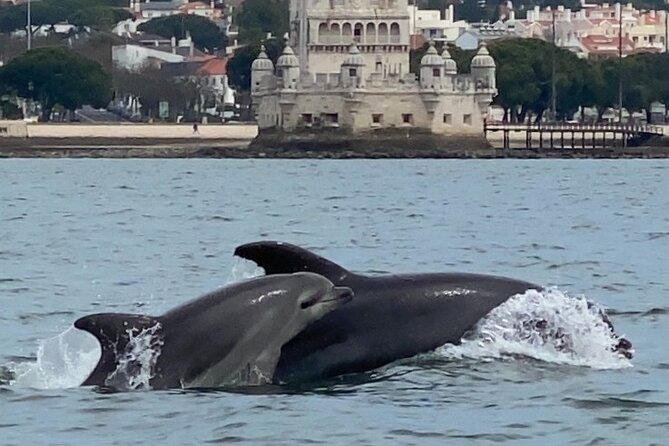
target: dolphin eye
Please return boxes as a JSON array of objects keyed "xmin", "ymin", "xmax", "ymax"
[{"xmin": 300, "ymin": 295, "xmax": 319, "ymax": 309}]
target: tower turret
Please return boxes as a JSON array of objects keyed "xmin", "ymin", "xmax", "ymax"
[
  {"xmin": 470, "ymin": 42, "xmax": 496, "ymax": 91},
  {"xmin": 340, "ymin": 43, "xmax": 365, "ymax": 88},
  {"xmin": 419, "ymin": 41, "xmax": 443, "ymax": 89},
  {"xmin": 276, "ymin": 44, "xmax": 300, "ymax": 89},
  {"xmin": 251, "ymin": 45, "xmax": 275, "ymax": 93},
  {"xmin": 441, "ymin": 47, "xmax": 457, "ymax": 76}
]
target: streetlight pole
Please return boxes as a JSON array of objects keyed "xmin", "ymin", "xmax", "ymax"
[
  {"xmin": 27, "ymin": 0, "xmax": 31, "ymax": 50},
  {"xmin": 618, "ymin": 3, "xmax": 623, "ymax": 124},
  {"xmin": 551, "ymin": 8, "xmax": 557, "ymax": 122},
  {"xmin": 665, "ymin": 9, "xmax": 668, "ymax": 54}
]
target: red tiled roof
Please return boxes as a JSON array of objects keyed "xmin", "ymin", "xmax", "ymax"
[
  {"xmin": 580, "ymin": 35, "xmax": 634, "ymax": 55},
  {"xmin": 197, "ymin": 57, "xmax": 228, "ymax": 75},
  {"xmin": 640, "ymin": 14, "xmax": 660, "ymax": 25}
]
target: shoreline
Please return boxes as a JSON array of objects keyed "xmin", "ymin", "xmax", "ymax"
[
  {"xmin": 1, "ymin": 123, "xmax": 668, "ymax": 158},
  {"xmin": 2, "ymin": 141, "xmax": 669, "ymax": 159}
]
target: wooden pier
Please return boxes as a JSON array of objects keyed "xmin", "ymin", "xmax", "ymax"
[{"xmin": 484, "ymin": 122, "xmax": 665, "ymax": 150}]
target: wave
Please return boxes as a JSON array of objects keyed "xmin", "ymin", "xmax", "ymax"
[{"xmin": 437, "ymin": 288, "xmax": 633, "ymax": 370}]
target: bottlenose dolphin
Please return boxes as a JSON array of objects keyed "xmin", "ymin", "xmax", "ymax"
[
  {"xmin": 234, "ymin": 241, "xmax": 543, "ymax": 383},
  {"xmin": 75, "ymin": 272, "xmax": 353, "ymax": 390}
]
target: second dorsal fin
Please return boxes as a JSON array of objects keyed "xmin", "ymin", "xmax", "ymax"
[{"xmin": 234, "ymin": 241, "xmax": 351, "ymax": 284}]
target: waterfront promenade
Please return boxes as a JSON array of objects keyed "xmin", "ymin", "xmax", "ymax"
[{"xmin": 19, "ymin": 123, "xmax": 258, "ymax": 143}]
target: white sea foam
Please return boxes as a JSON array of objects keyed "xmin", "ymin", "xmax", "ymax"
[
  {"xmin": 105, "ymin": 323, "xmax": 163, "ymax": 390},
  {"xmin": 7, "ymin": 323, "xmax": 164, "ymax": 391},
  {"xmin": 10, "ymin": 327, "xmax": 101, "ymax": 389},
  {"xmin": 438, "ymin": 288, "xmax": 633, "ymax": 370}
]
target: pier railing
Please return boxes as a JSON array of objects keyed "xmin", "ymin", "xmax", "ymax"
[{"xmin": 484, "ymin": 122, "xmax": 664, "ymax": 150}]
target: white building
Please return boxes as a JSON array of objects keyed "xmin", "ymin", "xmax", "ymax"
[
  {"xmin": 126, "ymin": 0, "xmax": 223, "ymax": 21},
  {"xmin": 408, "ymin": 4, "xmax": 469, "ymax": 44},
  {"xmin": 250, "ymin": 0, "xmax": 497, "ymax": 151},
  {"xmin": 112, "ymin": 36, "xmax": 199, "ymax": 71},
  {"xmin": 112, "ymin": 18, "xmax": 150, "ymax": 37}
]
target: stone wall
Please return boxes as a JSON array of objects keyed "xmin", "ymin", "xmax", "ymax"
[
  {"xmin": 254, "ymin": 88, "xmax": 489, "ymax": 137},
  {"xmin": 0, "ymin": 121, "xmax": 28, "ymax": 138}
]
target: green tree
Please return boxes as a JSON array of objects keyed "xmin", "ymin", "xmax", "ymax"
[
  {"xmin": 0, "ymin": 0, "xmax": 130, "ymax": 33},
  {"xmin": 620, "ymin": 53, "xmax": 669, "ymax": 120},
  {"xmin": 137, "ymin": 14, "xmax": 228, "ymax": 53},
  {"xmin": 112, "ymin": 67, "xmax": 198, "ymax": 120},
  {"xmin": 0, "ymin": 47, "xmax": 111, "ymax": 121},
  {"xmin": 487, "ymin": 38, "xmax": 597, "ymax": 122},
  {"xmin": 409, "ymin": 41, "xmax": 474, "ymax": 75},
  {"xmin": 235, "ymin": 0, "xmax": 289, "ymax": 43}
]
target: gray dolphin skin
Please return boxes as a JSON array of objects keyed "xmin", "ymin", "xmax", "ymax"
[
  {"xmin": 234, "ymin": 241, "xmax": 544, "ymax": 383},
  {"xmin": 74, "ymin": 272, "xmax": 353, "ymax": 390}
]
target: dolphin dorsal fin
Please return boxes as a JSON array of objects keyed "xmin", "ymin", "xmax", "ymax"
[
  {"xmin": 234, "ymin": 241, "xmax": 351, "ymax": 284},
  {"xmin": 74, "ymin": 313, "xmax": 161, "ymax": 386}
]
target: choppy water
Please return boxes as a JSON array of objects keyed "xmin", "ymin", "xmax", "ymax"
[{"xmin": 1, "ymin": 159, "xmax": 667, "ymax": 445}]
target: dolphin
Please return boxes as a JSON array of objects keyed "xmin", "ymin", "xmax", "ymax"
[
  {"xmin": 234, "ymin": 241, "xmax": 543, "ymax": 383},
  {"xmin": 235, "ymin": 242, "xmax": 633, "ymax": 382},
  {"xmin": 75, "ymin": 272, "xmax": 353, "ymax": 390}
]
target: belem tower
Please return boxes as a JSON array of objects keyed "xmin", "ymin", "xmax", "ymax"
[{"xmin": 250, "ymin": 0, "xmax": 497, "ymax": 151}]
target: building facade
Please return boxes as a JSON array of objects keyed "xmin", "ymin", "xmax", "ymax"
[{"xmin": 250, "ymin": 0, "xmax": 497, "ymax": 150}]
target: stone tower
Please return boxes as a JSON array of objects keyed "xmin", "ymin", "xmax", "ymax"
[{"xmin": 290, "ymin": 0, "xmax": 411, "ymax": 76}]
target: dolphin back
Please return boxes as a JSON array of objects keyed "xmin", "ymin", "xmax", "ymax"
[
  {"xmin": 74, "ymin": 313, "xmax": 162, "ymax": 387},
  {"xmin": 235, "ymin": 241, "xmax": 352, "ymax": 283}
]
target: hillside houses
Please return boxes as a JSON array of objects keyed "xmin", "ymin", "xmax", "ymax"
[{"xmin": 410, "ymin": 1, "xmax": 668, "ymax": 58}]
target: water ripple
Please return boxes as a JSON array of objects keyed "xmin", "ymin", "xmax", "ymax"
[{"xmin": 564, "ymin": 397, "xmax": 669, "ymax": 409}]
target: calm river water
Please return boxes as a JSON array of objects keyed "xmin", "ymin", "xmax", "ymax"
[{"xmin": 0, "ymin": 159, "xmax": 667, "ymax": 445}]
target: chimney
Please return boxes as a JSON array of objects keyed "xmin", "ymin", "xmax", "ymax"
[
  {"xmin": 509, "ymin": 10, "xmax": 515, "ymax": 21},
  {"xmin": 171, "ymin": 36, "xmax": 176, "ymax": 53},
  {"xmin": 614, "ymin": 2, "xmax": 621, "ymax": 20},
  {"xmin": 448, "ymin": 4, "xmax": 454, "ymax": 22}
]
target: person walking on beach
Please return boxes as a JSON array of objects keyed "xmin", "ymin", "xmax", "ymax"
[{"xmin": 193, "ymin": 123, "xmax": 199, "ymax": 134}]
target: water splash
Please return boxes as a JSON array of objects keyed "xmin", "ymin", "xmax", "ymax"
[
  {"xmin": 105, "ymin": 323, "xmax": 163, "ymax": 391},
  {"xmin": 439, "ymin": 288, "xmax": 633, "ymax": 370},
  {"xmin": 9, "ymin": 327, "xmax": 101, "ymax": 389},
  {"xmin": 228, "ymin": 257, "xmax": 266, "ymax": 284}
]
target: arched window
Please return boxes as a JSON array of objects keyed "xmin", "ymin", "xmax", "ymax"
[
  {"xmin": 365, "ymin": 23, "xmax": 375, "ymax": 44},
  {"xmin": 331, "ymin": 23, "xmax": 341, "ymax": 43},
  {"xmin": 318, "ymin": 23, "xmax": 329, "ymax": 43},
  {"xmin": 342, "ymin": 22, "xmax": 352, "ymax": 44},
  {"xmin": 378, "ymin": 22, "xmax": 388, "ymax": 44},
  {"xmin": 390, "ymin": 22, "xmax": 400, "ymax": 44},
  {"xmin": 354, "ymin": 23, "xmax": 364, "ymax": 43}
]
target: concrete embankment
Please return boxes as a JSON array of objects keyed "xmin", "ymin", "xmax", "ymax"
[{"xmin": 0, "ymin": 122, "xmax": 257, "ymax": 157}]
